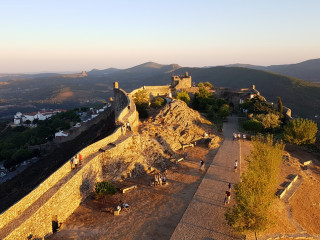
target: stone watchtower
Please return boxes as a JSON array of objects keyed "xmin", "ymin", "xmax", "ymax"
[{"xmin": 171, "ymin": 72, "xmax": 192, "ymax": 89}]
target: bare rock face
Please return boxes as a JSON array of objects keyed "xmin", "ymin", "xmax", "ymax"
[
  {"xmin": 140, "ymin": 100, "xmax": 222, "ymax": 151},
  {"xmin": 101, "ymin": 99, "xmax": 222, "ymax": 181}
]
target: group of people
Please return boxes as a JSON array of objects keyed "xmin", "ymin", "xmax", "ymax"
[
  {"xmin": 115, "ymin": 200, "xmax": 130, "ymax": 213},
  {"xmin": 121, "ymin": 122, "xmax": 131, "ymax": 135},
  {"xmin": 224, "ymin": 183, "xmax": 232, "ymax": 205},
  {"xmin": 232, "ymin": 132, "xmax": 246, "ymax": 141},
  {"xmin": 153, "ymin": 172, "xmax": 167, "ymax": 186},
  {"xmin": 71, "ymin": 153, "xmax": 82, "ymax": 169}
]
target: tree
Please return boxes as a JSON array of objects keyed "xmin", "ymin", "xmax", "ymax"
[
  {"xmin": 226, "ymin": 135, "xmax": 284, "ymax": 239},
  {"xmin": 133, "ymin": 89, "xmax": 150, "ymax": 118},
  {"xmin": 283, "ymin": 118, "xmax": 318, "ymax": 145},
  {"xmin": 151, "ymin": 97, "xmax": 166, "ymax": 108},
  {"xmin": 218, "ymin": 104, "xmax": 231, "ymax": 119},
  {"xmin": 277, "ymin": 97, "xmax": 283, "ymax": 117},
  {"xmin": 176, "ymin": 91, "xmax": 190, "ymax": 105},
  {"xmin": 133, "ymin": 89, "xmax": 150, "ymax": 105},
  {"xmin": 242, "ymin": 119, "xmax": 263, "ymax": 133},
  {"xmin": 95, "ymin": 181, "xmax": 117, "ymax": 204},
  {"xmin": 255, "ymin": 113, "xmax": 280, "ymax": 130},
  {"xmin": 198, "ymin": 82, "xmax": 214, "ymax": 89}
]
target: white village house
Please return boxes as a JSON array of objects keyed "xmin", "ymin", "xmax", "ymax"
[
  {"xmin": 13, "ymin": 109, "xmax": 65, "ymax": 125},
  {"xmin": 54, "ymin": 130, "xmax": 69, "ymax": 138}
]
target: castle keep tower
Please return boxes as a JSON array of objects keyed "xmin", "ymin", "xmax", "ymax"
[{"xmin": 171, "ymin": 72, "xmax": 192, "ymax": 89}]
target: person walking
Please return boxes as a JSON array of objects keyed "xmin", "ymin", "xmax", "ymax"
[
  {"xmin": 78, "ymin": 153, "xmax": 82, "ymax": 165},
  {"xmin": 73, "ymin": 155, "xmax": 79, "ymax": 168},
  {"xmin": 224, "ymin": 190, "xmax": 231, "ymax": 205},
  {"xmin": 199, "ymin": 160, "xmax": 204, "ymax": 170},
  {"xmin": 243, "ymin": 134, "xmax": 246, "ymax": 142},
  {"xmin": 226, "ymin": 190, "xmax": 231, "ymax": 204},
  {"xmin": 228, "ymin": 183, "xmax": 231, "ymax": 191},
  {"xmin": 234, "ymin": 160, "xmax": 238, "ymax": 172}
]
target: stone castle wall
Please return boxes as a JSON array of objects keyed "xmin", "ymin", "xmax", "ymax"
[
  {"xmin": 0, "ymin": 84, "xmax": 139, "ymax": 240},
  {"xmin": 130, "ymin": 85, "xmax": 171, "ymax": 99}
]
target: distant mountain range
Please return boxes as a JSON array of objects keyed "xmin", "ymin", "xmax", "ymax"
[
  {"xmin": 0, "ymin": 60, "xmax": 319, "ymax": 122},
  {"xmin": 225, "ymin": 58, "xmax": 320, "ymax": 83}
]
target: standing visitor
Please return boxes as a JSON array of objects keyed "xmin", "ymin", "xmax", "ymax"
[
  {"xmin": 199, "ymin": 160, "xmax": 204, "ymax": 170},
  {"xmin": 78, "ymin": 153, "xmax": 82, "ymax": 165},
  {"xmin": 234, "ymin": 160, "xmax": 238, "ymax": 172},
  {"xmin": 226, "ymin": 190, "xmax": 231, "ymax": 204},
  {"xmin": 73, "ymin": 156, "xmax": 79, "ymax": 168}
]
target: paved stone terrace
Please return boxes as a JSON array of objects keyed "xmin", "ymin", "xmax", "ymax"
[{"xmin": 171, "ymin": 116, "xmax": 244, "ymax": 240}]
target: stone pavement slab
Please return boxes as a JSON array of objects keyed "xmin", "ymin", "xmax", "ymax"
[{"xmin": 170, "ymin": 116, "xmax": 244, "ymax": 240}]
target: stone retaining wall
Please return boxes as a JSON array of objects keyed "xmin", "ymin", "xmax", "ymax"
[
  {"xmin": 0, "ymin": 84, "xmax": 139, "ymax": 240},
  {"xmin": 130, "ymin": 85, "xmax": 171, "ymax": 99},
  {"xmin": 3, "ymin": 134, "xmax": 138, "ymax": 240}
]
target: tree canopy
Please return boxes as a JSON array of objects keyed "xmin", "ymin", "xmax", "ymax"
[
  {"xmin": 283, "ymin": 118, "xmax": 318, "ymax": 145},
  {"xmin": 176, "ymin": 91, "xmax": 190, "ymax": 105},
  {"xmin": 226, "ymin": 135, "xmax": 284, "ymax": 237}
]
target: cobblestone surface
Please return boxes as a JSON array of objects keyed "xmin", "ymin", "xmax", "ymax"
[{"xmin": 171, "ymin": 116, "xmax": 244, "ymax": 240}]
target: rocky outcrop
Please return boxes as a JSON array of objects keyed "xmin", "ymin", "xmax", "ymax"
[
  {"xmin": 141, "ymin": 100, "xmax": 222, "ymax": 152},
  {"xmin": 99, "ymin": 100, "xmax": 222, "ymax": 181}
]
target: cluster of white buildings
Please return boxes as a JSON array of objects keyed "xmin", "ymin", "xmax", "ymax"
[
  {"xmin": 13, "ymin": 103, "xmax": 113, "ymax": 140},
  {"xmin": 13, "ymin": 109, "xmax": 65, "ymax": 125}
]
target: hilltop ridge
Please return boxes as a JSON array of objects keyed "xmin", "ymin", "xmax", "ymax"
[{"xmin": 226, "ymin": 58, "xmax": 320, "ymax": 83}]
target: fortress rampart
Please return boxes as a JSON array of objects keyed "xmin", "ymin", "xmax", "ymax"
[
  {"xmin": 130, "ymin": 85, "xmax": 171, "ymax": 98},
  {"xmin": 0, "ymin": 77, "xmax": 294, "ymax": 239},
  {"xmin": 0, "ymin": 83, "xmax": 139, "ymax": 240}
]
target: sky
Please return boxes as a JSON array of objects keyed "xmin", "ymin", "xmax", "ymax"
[{"xmin": 1, "ymin": 0, "xmax": 320, "ymax": 73}]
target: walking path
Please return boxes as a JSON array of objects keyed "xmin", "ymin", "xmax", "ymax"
[{"xmin": 171, "ymin": 116, "xmax": 244, "ymax": 240}]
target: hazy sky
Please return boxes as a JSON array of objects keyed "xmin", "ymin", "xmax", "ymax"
[{"xmin": 1, "ymin": 0, "xmax": 320, "ymax": 73}]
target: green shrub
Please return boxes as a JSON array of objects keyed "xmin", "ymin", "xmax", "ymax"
[
  {"xmin": 133, "ymin": 89, "xmax": 150, "ymax": 105},
  {"xmin": 255, "ymin": 113, "xmax": 280, "ymax": 129},
  {"xmin": 150, "ymin": 97, "xmax": 166, "ymax": 108},
  {"xmin": 283, "ymin": 118, "xmax": 318, "ymax": 145},
  {"xmin": 176, "ymin": 91, "xmax": 190, "ymax": 105},
  {"xmin": 95, "ymin": 181, "xmax": 117, "ymax": 195},
  {"xmin": 136, "ymin": 103, "xmax": 149, "ymax": 118},
  {"xmin": 218, "ymin": 104, "xmax": 231, "ymax": 120},
  {"xmin": 242, "ymin": 119, "xmax": 263, "ymax": 133}
]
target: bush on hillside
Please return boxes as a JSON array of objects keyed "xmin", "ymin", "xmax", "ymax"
[
  {"xmin": 283, "ymin": 118, "xmax": 318, "ymax": 145},
  {"xmin": 176, "ymin": 91, "xmax": 190, "ymax": 105},
  {"xmin": 218, "ymin": 104, "xmax": 231, "ymax": 120},
  {"xmin": 150, "ymin": 97, "xmax": 166, "ymax": 108},
  {"xmin": 255, "ymin": 113, "xmax": 280, "ymax": 130},
  {"xmin": 136, "ymin": 103, "xmax": 149, "ymax": 118},
  {"xmin": 95, "ymin": 181, "xmax": 117, "ymax": 196},
  {"xmin": 198, "ymin": 82, "xmax": 214, "ymax": 89},
  {"xmin": 133, "ymin": 89, "xmax": 150, "ymax": 118},
  {"xmin": 133, "ymin": 89, "xmax": 150, "ymax": 105},
  {"xmin": 242, "ymin": 119, "xmax": 264, "ymax": 133}
]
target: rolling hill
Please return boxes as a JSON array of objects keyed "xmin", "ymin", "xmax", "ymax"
[
  {"xmin": 0, "ymin": 62, "xmax": 319, "ymax": 122},
  {"xmin": 226, "ymin": 58, "xmax": 320, "ymax": 83}
]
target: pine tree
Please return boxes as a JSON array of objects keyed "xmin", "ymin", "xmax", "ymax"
[{"xmin": 277, "ymin": 97, "xmax": 283, "ymax": 117}]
